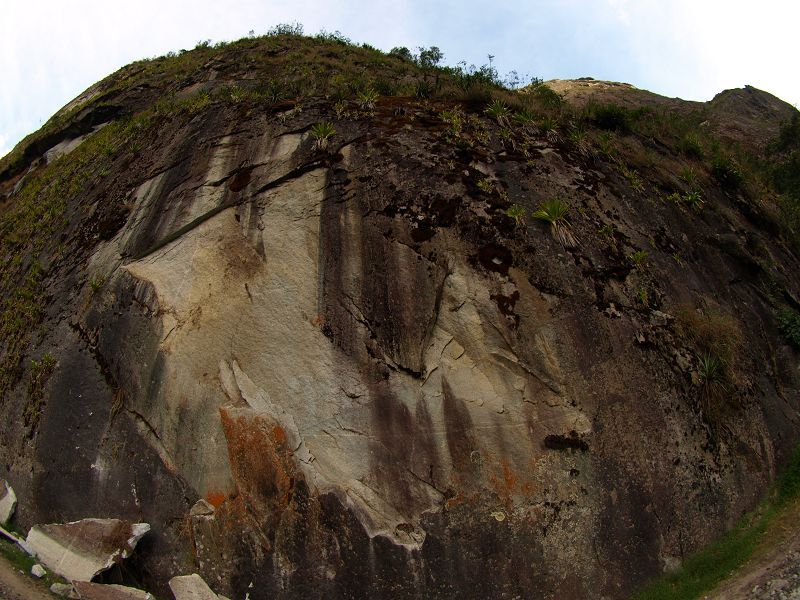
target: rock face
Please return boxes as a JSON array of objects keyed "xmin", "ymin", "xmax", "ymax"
[
  {"xmin": 73, "ymin": 582, "xmax": 156, "ymax": 600},
  {"xmin": 26, "ymin": 519, "xmax": 149, "ymax": 582},
  {"xmin": 168, "ymin": 574, "xmax": 222, "ymax": 600},
  {"xmin": 1, "ymin": 34, "xmax": 799, "ymax": 600},
  {"xmin": 0, "ymin": 480, "xmax": 16, "ymax": 524}
]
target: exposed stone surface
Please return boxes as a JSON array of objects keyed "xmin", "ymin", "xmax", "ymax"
[
  {"xmin": 26, "ymin": 519, "xmax": 149, "ymax": 582},
  {"xmin": 0, "ymin": 480, "xmax": 16, "ymax": 524},
  {"xmin": 30, "ymin": 563, "xmax": 46, "ymax": 578},
  {"xmin": 50, "ymin": 582, "xmax": 80, "ymax": 598},
  {"xmin": 168, "ymin": 574, "xmax": 221, "ymax": 600},
  {"xmin": 0, "ymin": 34, "xmax": 799, "ymax": 600},
  {"xmin": 73, "ymin": 581, "xmax": 155, "ymax": 600}
]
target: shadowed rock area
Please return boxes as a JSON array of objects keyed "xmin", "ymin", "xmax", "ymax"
[{"xmin": 1, "ymin": 33, "xmax": 800, "ymax": 599}]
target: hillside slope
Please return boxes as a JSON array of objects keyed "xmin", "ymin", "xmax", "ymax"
[{"xmin": 1, "ymin": 33, "xmax": 799, "ymax": 599}]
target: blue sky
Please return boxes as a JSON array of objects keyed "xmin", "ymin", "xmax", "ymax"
[{"xmin": 1, "ymin": 0, "xmax": 798, "ymax": 158}]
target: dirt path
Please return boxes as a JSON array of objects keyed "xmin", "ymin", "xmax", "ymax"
[
  {"xmin": 0, "ymin": 553, "xmax": 53, "ymax": 600},
  {"xmin": 708, "ymin": 500, "xmax": 800, "ymax": 599}
]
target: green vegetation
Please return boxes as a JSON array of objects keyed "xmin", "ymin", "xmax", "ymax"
[
  {"xmin": 622, "ymin": 165, "xmax": 645, "ymax": 192},
  {"xmin": 676, "ymin": 307, "xmax": 743, "ymax": 416},
  {"xmin": 589, "ymin": 103, "xmax": 638, "ymax": 134},
  {"xmin": 506, "ymin": 204, "xmax": 526, "ymax": 226},
  {"xmin": 310, "ymin": 121, "xmax": 336, "ymax": 150},
  {"xmin": 711, "ymin": 155, "xmax": 744, "ymax": 192},
  {"xmin": 777, "ymin": 307, "xmax": 800, "ymax": 349},
  {"xmin": 632, "ymin": 441, "xmax": 800, "ymax": 600},
  {"xmin": 89, "ymin": 275, "xmax": 105, "ymax": 294},
  {"xmin": 533, "ymin": 199, "xmax": 577, "ymax": 247},
  {"xmin": 768, "ymin": 114, "xmax": 800, "ymax": 238},
  {"xmin": 23, "ymin": 353, "xmax": 57, "ymax": 432},
  {"xmin": 485, "ymin": 100, "xmax": 511, "ymax": 126},
  {"xmin": 679, "ymin": 133, "xmax": 705, "ymax": 159},
  {"xmin": 628, "ymin": 249, "xmax": 649, "ymax": 267},
  {"xmin": 0, "ymin": 536, "xmax": 65, "ymax": 591},
  {"xmin": 1, "ymin": 112, "xmax": 156, "ymax": 401},
  {"xmin": 668, "ymin": 190, "xmax": 704, "ymax": 210},
  {"xmin": 356, "ymin": 88, "xmax": 379, "ymax": 110},
  {"xmin": 477, "ymin": 178, "xmax": 494, "ymax": 194}
]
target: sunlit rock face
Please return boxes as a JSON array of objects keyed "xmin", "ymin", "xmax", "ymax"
[{"xmin": 1, "ymin": 44, "xmax": 799, "ymax": 599}]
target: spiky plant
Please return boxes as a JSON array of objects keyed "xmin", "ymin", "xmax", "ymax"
[
  {"xmin": 532, "ymin": 198, "xmax": 576, "ymax": 247},
  {"xmin": 310, "ymin": 121, "xmax": 336, "ymax": 150},
  {"xmin": 698, "ymin": 352, "xmax": 728, "ymax": 414},
  {"xmin": 356, "ymin": 88, "xmax": 379, "ymax": 110},
  {"xmin": 485, "ymin": 100, "xmax": 511, "ymax": 127},
  {"xmin": 683, "ymin": 190, "xmax": 704, "ymax": 209},
  {"xmin": 512, "ymin": 110, "xmax": 536, "ymax": 127}
]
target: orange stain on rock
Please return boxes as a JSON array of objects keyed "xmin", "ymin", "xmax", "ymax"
[
  {"xmin": 272, "ymin": 424, "xmax": 287, "ymax": 445},
  {"xmin": 206, "ymin": 491, "xmax": 227, "ymax": 508}
]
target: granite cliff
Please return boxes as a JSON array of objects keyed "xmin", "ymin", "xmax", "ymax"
[{"xmin": 1, "ymin": 32, "xmax": 799, "ymax": 599}]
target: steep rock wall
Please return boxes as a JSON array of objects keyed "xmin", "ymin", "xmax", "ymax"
[{"xmin": 1, "ymin": 88, "xmax": 799, "ymax": 599}]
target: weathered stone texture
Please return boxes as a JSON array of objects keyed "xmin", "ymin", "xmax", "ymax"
[{"xmin": 1, "ymin": 55, "xmax": 799, "ymax": 600}]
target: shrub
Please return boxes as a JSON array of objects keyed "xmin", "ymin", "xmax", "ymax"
[
  {"xmin": 711, "ymin": 155, "xmax": 744, "ymax": 191},
  {"xmin": 678, "ymin": 307, "xmax": 742, "ymax": 367},
  {"xmin": 592, "ymin": 103, "xmax": 632, "ymax": 133},
  {"xmin": 777, "ymin": 307, "xmax": 800, "ymax": 349},
  {"xmin": 418, "ymin": 46, "xmax": 444, "ymax": 69},
  {"xmin": 266, "ymin": 22, "xmax": 304, "ymax": 36},
  {"xmin": 528, "ymin": 83, "xmax": 563, "ymax": 110},
  {"xmin": 389, "ymin": 46, "xmax": 413, "ymax": 61},
  {"xmin": 679, "ymin": 133, "xmax": 705, "ymax": 159},
  {"xmin": 677, "ymin": 307, "xmax": 743, "ymax": 413}
]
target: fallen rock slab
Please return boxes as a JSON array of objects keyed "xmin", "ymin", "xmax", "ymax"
[
  {"xmin": 73, "ymin": 581, "xmax": 156, "ymax": 599},
  {"xmin": 50, "ymin": 582, "xmax": 80, "ymax": 598},
  {"xmin": 168, "ymin": 573, "xmax": 221, "ymax": 600},
  {"xmin": 0, "ymin": 479, "xmax": 16, "ymax": 524},
  {"xmin": 31, "ymin": 563, "xmax": 46, "ymax": 578},
  {"xmin": 26, "ymin": 518, "xmax": 150, "ymax": 582}
]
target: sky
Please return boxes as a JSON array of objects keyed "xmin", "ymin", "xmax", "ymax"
[{"xmin": 1, "ymin": 0, "xmax": 799, "ymax": 158}]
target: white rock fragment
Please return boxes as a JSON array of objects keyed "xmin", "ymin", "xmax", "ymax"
[
  {"xmin": 0, "ymin": 479, "xmax": 17, "ymax": 524},
  {"xmin": 50, "ymin": 582, "xmax": 79, "ymax": 598},
  {"xmin": 169, "ymin": 573, "xmax": 222, "ymax": 600},
  {"xmin": 189, "ymin": 499, "xmax": 215, "ymax": 518},
  {"xmin": 26, "ymin": 518, "xmax": 150, "ymax": 582},
  {"xmin": 31, "ymin": 563, "xmax": 46, "ymax": 577}
]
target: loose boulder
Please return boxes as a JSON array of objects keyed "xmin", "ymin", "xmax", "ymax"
[
  {"xmin": 0, "ymin": 479, "xmax": 16, "ymax": 524},
  {"xmin": 73, "ymin": 581, "xmax": 156, "ymax": 600},
  {"xmin": 31, "ymin": 563, "xmax": 46, "ymax": 577},
  {"xmin": 168, "ymin": 574, "xmax": 222, "ymax": 600},
  {"xmin": 50, "ymin": 582, "xmax": 80, "ymax": 598},
  {"xmin": 26, "ymin": 518, "xmax": 150, "ymax": 582}
]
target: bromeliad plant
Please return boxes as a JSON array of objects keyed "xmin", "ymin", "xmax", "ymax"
[
  {"xmin": 532, "ymin": 198, "xmax": 576, "ymax": 247},
  {"xmin": 311, "ymin": 121, "xmax": 336, "ymax": 150},
  {"xmin": 485, "ymin": 100, "xmax": 511, "ymax": 127},
  {"xmin": 356, "ymin": 88, "xmax": 379, "ymax": 110}
]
